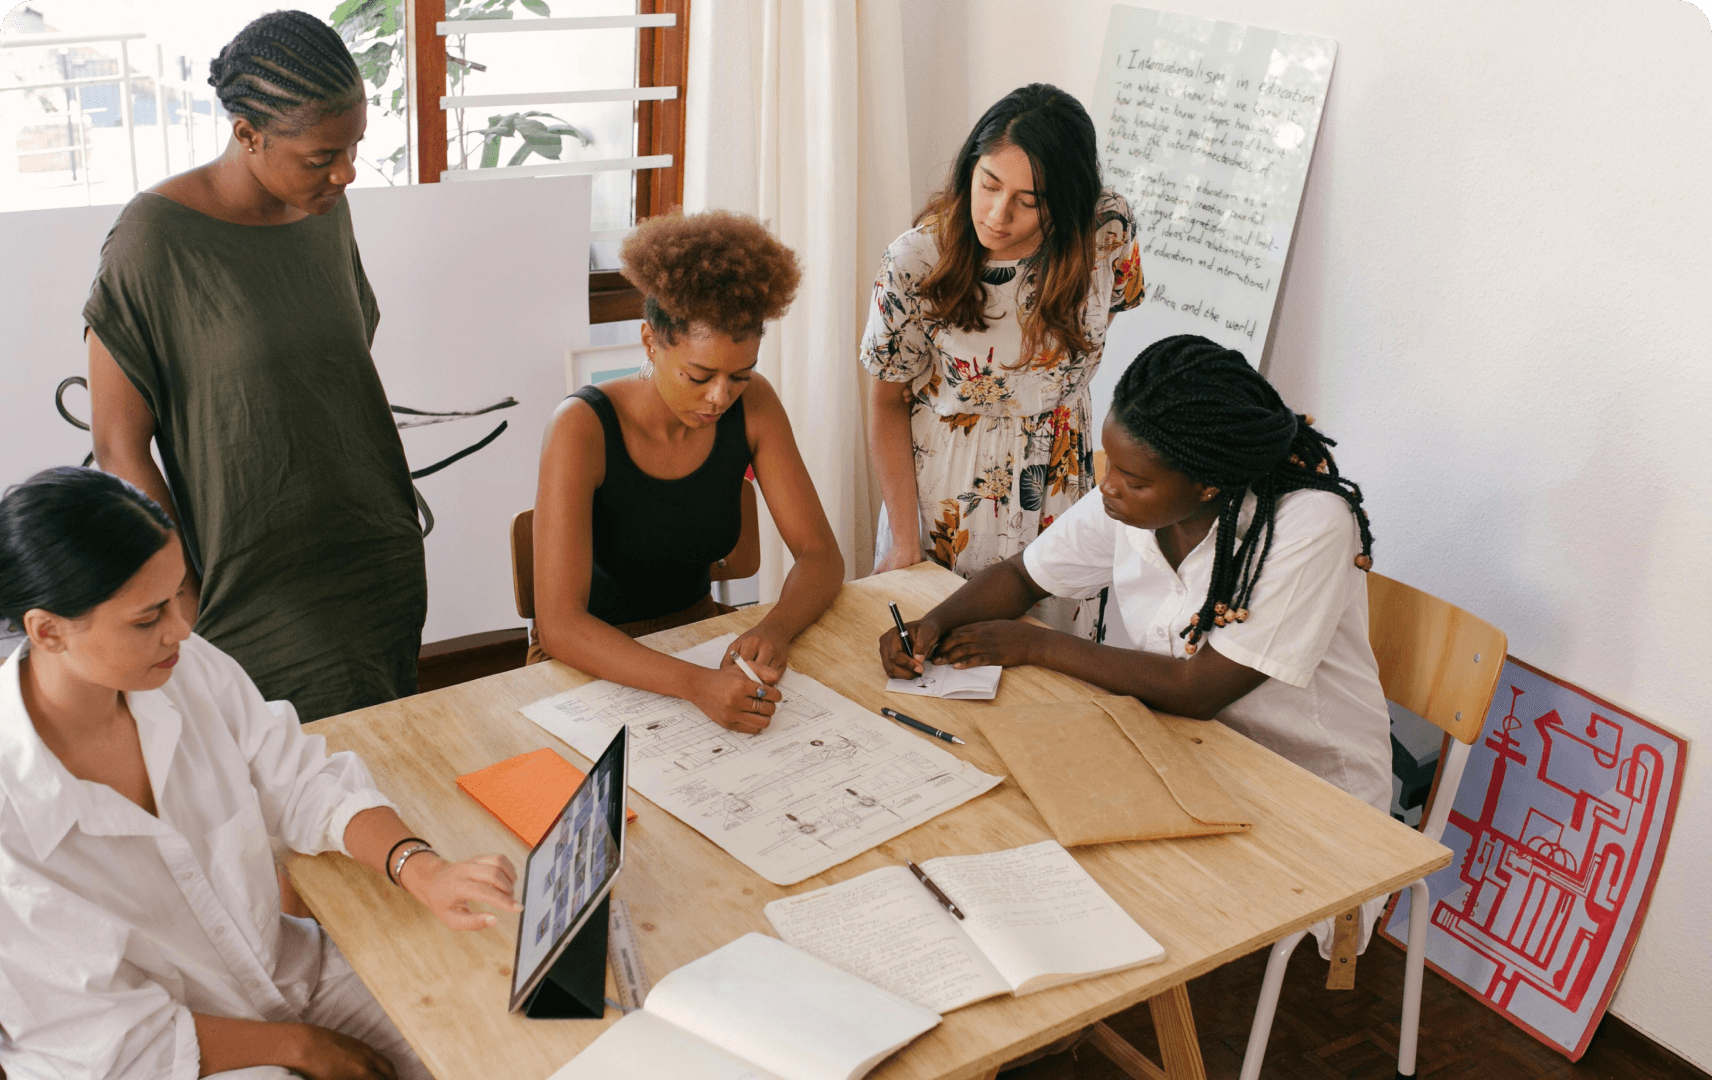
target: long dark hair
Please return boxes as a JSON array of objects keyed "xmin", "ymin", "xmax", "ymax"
[
  {"xmin": 0, "ymin": 468, "xmax": 175, "ymax": 632},
  {"xmin": 208, "ymin": 10, "xmax": 364, "ymax": 134},
  {"xmin": 916, "ymin": 83, "xmax": 1102, "ymax": 367},
  {"xmin": 1111, "ymin": 336, "xmax": 1375, "ymax": 654}
]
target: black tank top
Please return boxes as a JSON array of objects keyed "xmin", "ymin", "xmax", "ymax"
[{"xmin": 572, "ymin": 385, "xmax": 751, "ymax": 626}]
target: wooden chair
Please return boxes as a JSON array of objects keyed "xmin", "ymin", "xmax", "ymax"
[
  {"xmin": 510, "ymin": 478, "xmax": 760, "ymax": 620},
  {"xmin": 1238, "ymin": 573, "xmax": 1507, "ymax": 1080}
]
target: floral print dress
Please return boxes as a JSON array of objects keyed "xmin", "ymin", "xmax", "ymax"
[{"xmin": 861, "ymin": 189, "xmax": 1144, "ymax": 621}]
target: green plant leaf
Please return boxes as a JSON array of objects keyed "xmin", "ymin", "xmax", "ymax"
[
  {"xmin": 329, "ymin": 0, "xmax": 370, "ymax": 25},
  {"xmin": 519, "ymin": 0, "xmax": 551, "ymax": 14},
  {"xmin": 544, "ymin": 123, "xmax": 593, "ymax": 146}
]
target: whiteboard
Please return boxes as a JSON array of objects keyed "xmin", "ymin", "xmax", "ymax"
[
  {"xmin": 0, "ymin": 175, "xmax": 590, "ymax": 646},
  {"xmin": 1087, "ymin": 5, "xmax": 1336, "ymax": 426}
]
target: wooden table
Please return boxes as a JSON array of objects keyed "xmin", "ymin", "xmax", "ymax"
[{"xmin": 290, "ymin": 563, "xmax": 1450, "ymax": 1080}]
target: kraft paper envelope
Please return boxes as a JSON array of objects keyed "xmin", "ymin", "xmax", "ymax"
[{"xmin": 976, "ymin": 696, "xmax": 1252, "ymax": 846}]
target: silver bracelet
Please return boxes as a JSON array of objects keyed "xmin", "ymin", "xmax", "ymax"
[{"xmin": 391, "ymin": 843, "xmax": 435, "ymax": 887}]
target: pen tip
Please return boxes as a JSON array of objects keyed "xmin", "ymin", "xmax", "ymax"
[{"xmin": 951, "ymin": 736, "xmax": 966, "ymax": 745}]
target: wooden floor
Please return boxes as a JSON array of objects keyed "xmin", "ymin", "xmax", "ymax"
[
  {"xmin": 1004, "ymin": 935, "xmax": 1706, "ymax": 1080},
  {"xmin": 413, "ymin": 636, "xmax": 1705, "ymax": 1080}
]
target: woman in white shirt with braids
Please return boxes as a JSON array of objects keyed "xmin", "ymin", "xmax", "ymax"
[
  {"xmin": 0, "ymin": 467, "xmax": 519, "ymax": 1079},
  {"xmin": 880, "ymin": 334, "xmax": 1393, "ymax": 957}
]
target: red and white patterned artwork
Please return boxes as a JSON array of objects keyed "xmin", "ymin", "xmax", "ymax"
[{"xmin": 1382, "ymin": 657, "xmax": 1687, "ymax": 1059}]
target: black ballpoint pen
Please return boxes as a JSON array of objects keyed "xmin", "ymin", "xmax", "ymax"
[
  {"xmin": 887, "ymin": 600, "xmax": 916, "ymax": 660},
  {"xmin": 880, "ymin": 707, "xmax": 965, "ymax": 746},
  {"xmin": 908, "ymin": 860, "xmax": 965, "ymax": 919}
]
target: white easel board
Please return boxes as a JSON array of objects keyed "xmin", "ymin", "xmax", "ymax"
[{"xmin": 1088, "ymin": 5, "xmax": 1335, "ymax": 416}]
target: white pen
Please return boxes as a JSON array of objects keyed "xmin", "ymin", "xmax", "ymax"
[{"xmin": 730, "ymin": 652, "xmax": 783, "ymax": 702}]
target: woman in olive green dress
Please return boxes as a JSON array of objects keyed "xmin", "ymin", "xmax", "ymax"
[{"xmin": 86, "ymin": 11, "xmax": 425, "ymax": 722}]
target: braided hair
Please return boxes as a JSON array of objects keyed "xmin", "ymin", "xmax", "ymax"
[
  {"xmin": 1111, "ymin": 335, "xmax": 1374, "ymax": 654},
  {"xmin": 208, "ymin": 11, "xmax": 363, "ymax": 135}
]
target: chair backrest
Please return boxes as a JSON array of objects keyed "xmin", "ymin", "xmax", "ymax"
[
  {"xmin": 509, "ymin": 477, "xmax": 760, "ymax": 619},
  {"xmin": 710, "ymin": 479, "xmax": 761, "ymax": 582},
  {"xmin": 511, "ymin": 509, "xmax": 536, "ymax": 620},
  {"xmin": 1366, "ymin": 572, "xmax": 1507, "ymax": 745}
]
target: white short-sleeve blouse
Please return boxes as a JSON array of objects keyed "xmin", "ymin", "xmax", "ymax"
[{"xmin": 1022, "ymin": 487, "xmax": 1392, "ymax": 814}]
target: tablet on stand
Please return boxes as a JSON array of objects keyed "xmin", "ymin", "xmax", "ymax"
[{"xmin": 508, "ymin": 726, "xmax": 629, "ymax": 1018}]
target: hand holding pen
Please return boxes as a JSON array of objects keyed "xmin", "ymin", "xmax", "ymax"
[{"xmin": 879, "ymin": 603, "xmax": 945, "ymax": 679}]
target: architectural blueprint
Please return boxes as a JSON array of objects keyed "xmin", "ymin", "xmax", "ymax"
[{"xmin": 520, "ymin": 636, "xmax": 1003, "ymax": 885}]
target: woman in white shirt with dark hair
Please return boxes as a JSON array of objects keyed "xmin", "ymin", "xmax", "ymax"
[
  {"xmin": 879, "ymin": 334, "xmax": 1393, "ymax": 955},
  {"xmin": 0, "ymin": 467, "xmax": 518, "ymax": 1079}
]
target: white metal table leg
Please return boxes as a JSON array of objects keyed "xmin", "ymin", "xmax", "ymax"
[{"xmin": 1239, "ymin": 930, "xmax": 1308, "ymax": 1080}]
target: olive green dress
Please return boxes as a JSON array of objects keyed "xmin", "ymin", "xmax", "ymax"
[{"xmin": 83, "ymin": 192, "xmax": 427, "ymax": 722}]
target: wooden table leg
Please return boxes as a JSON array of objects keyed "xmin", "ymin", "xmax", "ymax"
[
  {"xmin": 1149, "ymin": 983, "xmax": 1209, "ymax": 1080},
  {"xmin": 1088, "ymin": 1021, "xmax": 1168, "ymax": 1080}
]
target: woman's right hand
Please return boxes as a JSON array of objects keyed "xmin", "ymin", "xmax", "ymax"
[
  {"xmin": 879, "ymin": 617, "xmax": 945, "ymax": 678},
  {"xmin": 691, "ymin": 664, "xmax": 782, "ymax": 734},
  {"xmin": 873, "ymin": 540, "xmax": 925, "ymax": 574},
  {"xmin": 290, "ymin": 1023, "xmax": 397, "ymax": 1080}
]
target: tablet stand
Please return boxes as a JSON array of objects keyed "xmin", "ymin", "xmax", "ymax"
[{"xmin": 521, "ymin": 896, "xmax": 610, "ymax": 1019}]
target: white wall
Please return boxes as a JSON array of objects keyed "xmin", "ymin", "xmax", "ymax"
[{"xmin": 895, "ymin": 0, "xmax": 1712, "ymax": 1066}]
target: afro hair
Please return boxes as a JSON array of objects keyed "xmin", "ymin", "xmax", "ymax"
[{"xmin": 620, "ymin": 210, "xmax": 801, "ymax": 343}]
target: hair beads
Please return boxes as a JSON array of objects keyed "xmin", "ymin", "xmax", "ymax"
[{"xmin": 1110, "ymin": 335, "xmax": 1375, "ymax": 654}]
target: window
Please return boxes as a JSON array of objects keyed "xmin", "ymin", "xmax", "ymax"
[
  {"xmin": 0, "ymin": 0, "xmax": 409, "ymax": 212},
  {"xmin": 1, "ymin": 1, "xmax": 686, "ymax": 320},
  {"xmin": 407, "ymin": 0, "xmax": 689, "ymax": 320}
]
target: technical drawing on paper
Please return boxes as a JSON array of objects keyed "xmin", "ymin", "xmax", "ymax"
[
  {"xmin": 1382, "ymin": 659, "xmax": 1684, "ymax": 1058},
  {"xmin": 521, "ymin": 635, "xmax": 1002, "ymax": 885}
]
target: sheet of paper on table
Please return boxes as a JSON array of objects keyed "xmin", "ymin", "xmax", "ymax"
[
  {"xmin": 884, "ymin": 661, "xmax": 1001, "ymax": 701},
  {"xmin": 520, "ymin": 635, "xmax": 1003, "ymax": 885}
]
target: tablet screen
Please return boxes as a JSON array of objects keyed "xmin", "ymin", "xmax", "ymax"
[{"xmin": 510, "ymin": 727, "xmax": 627, "ymax": 1007}]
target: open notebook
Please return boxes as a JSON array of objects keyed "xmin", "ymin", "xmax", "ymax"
[
  {"xmin": 764, "ymin": 840, "xmax": 1164, "ymax": 1013},
  {"xmin": 884, "ymin": 661, "xmax": 1002, "ymax": 700},
  {"xmin": 549, "ymin": 933, "xmax": 940, "ymax": 1080}
]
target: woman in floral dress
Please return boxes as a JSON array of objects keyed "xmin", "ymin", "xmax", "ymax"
[{"xmin": 863, "ymin": 83, "xmax": 1144, "ymax": 630}]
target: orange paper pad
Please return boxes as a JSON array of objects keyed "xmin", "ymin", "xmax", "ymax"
[{"xmin": 456, "ymin": 747, "xmax": 635, "ymax": 847}]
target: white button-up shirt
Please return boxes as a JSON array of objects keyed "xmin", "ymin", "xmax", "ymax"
[
  {"xmin": 1023, "ymin": 488, "xmax": 1392, "ymax": 814},
  {"xmin": 0, "ymin": 634, "xmax": 394, "ymax": 1079}
]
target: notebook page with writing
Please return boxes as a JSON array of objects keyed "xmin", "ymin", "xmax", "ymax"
[
  {"xmin": 884, "ymin": 661, "xmax": 1001, "ymax": 700},
  {"xmin": 764, "ymin": 866, "xmax": 1012, "ymax": 1012},
  {"xmin": 647, "ymin": 933, "xmax": 941, "ymax": 1080},
  {"xmin": 923, "ymin": 840, "xmax": 1165, "ymax": 994},
  {"xmin": 548, "ymin": 1010, "xmax": 785, "ymax": 1080}
]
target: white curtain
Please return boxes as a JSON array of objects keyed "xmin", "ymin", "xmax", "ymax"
[{"xmin": 683, "ymin": 0, "xmax": 914, "ymax": 599}]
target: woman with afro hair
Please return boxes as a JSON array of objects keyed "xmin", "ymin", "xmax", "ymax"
[{"xmin": 531, "ymin": 211, "xmax": 844, "ymax": 734}]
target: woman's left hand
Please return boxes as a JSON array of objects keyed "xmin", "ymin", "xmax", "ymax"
[
  {"xmin": 400, "ymin": 853, "xmax": 521, "ymax": 931},
  {"xmin": 933, "ymin": 620, "xmax": 1044, "ymax": 669},
  {"xmin": 725, "ymin": 624, "xmax": 791, "ymax": 682}
]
